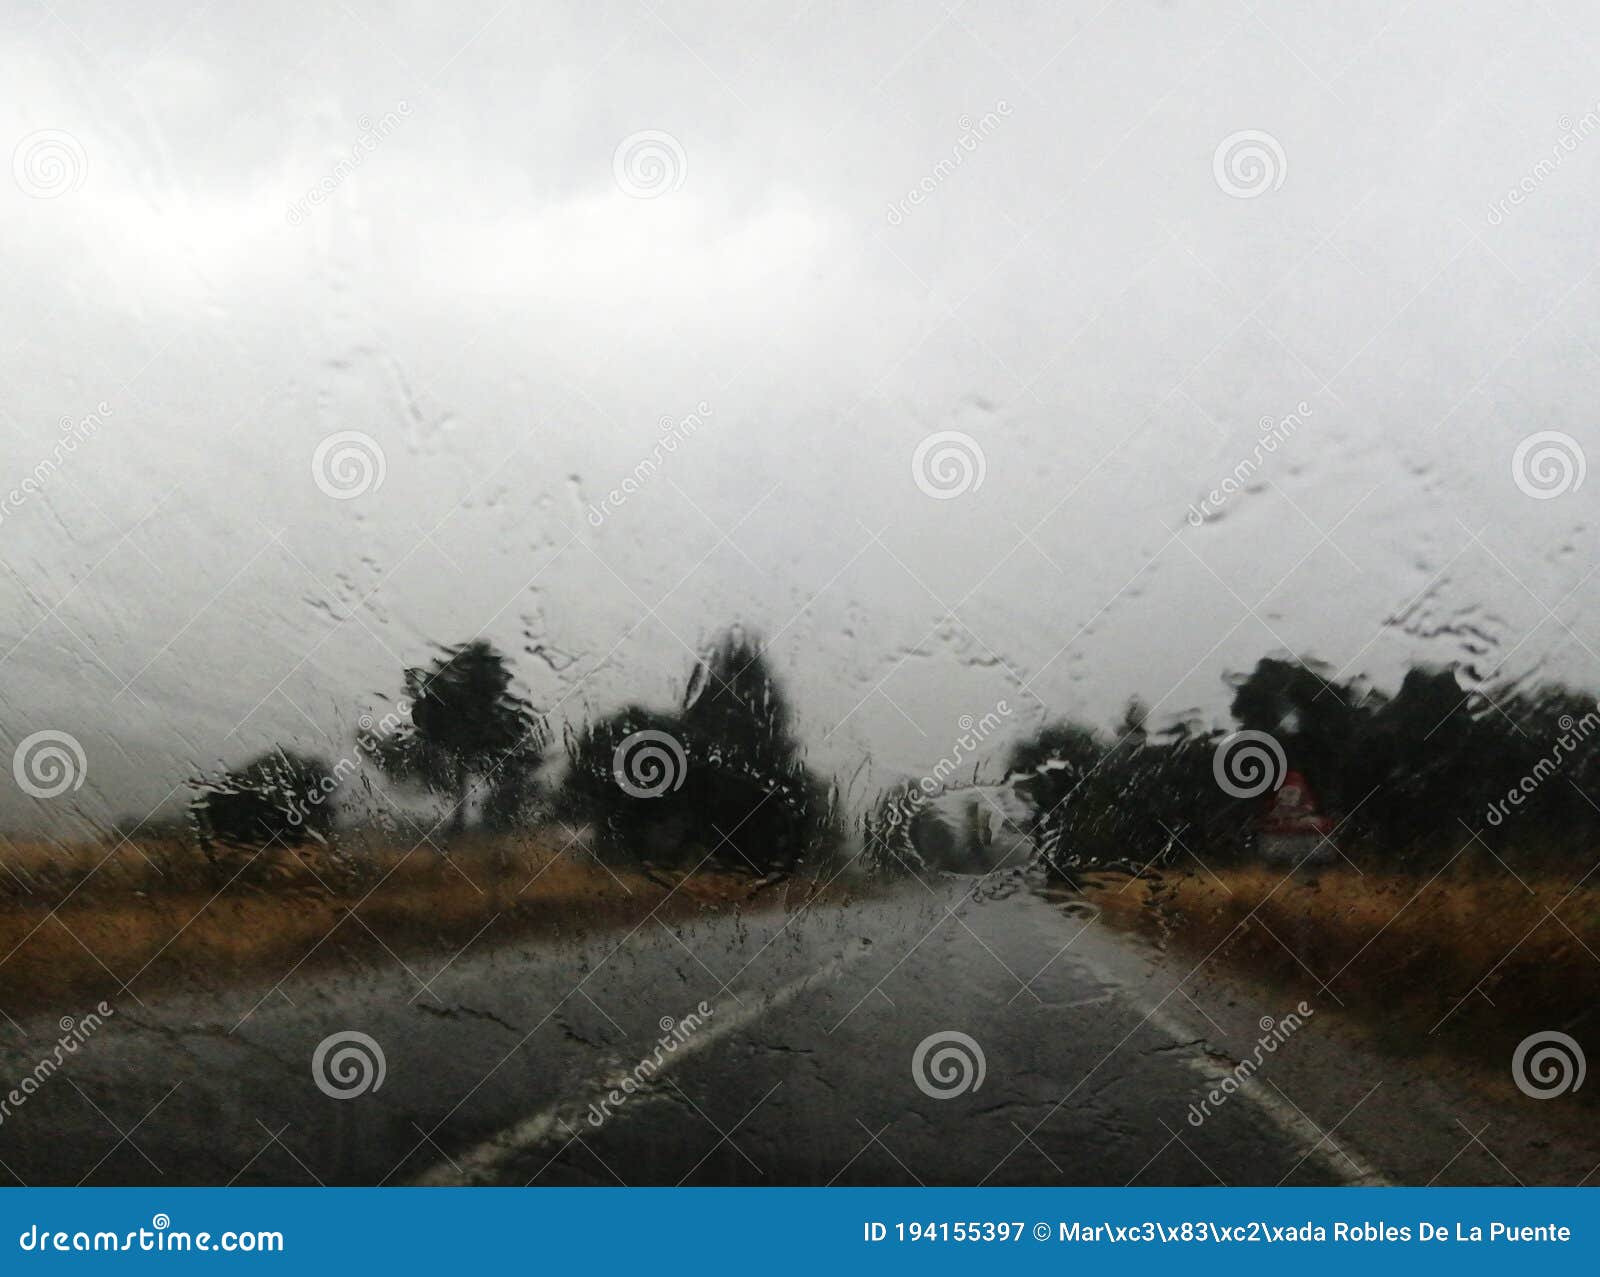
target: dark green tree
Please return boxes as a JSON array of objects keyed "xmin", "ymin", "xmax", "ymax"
[
  {"xmin": 560, "ymin": 628, "xmax": 837, "ymax": 874},
  {"xmin": 562, "ymin": 705, "xmax": 696, "ymax": 862},
  {"xmin": 371, "ymin": 639, "xmax": 547, "ymax": 838},
  {"xmin": 1005, "ymin": 720, "xmax": 1130, "ymax": 874},
  {"xmin": 678, "ymin": 629, "xmax": 834, "ymax": 873},
  {"xmin": 189, "ymin": 748, "xmax": 336, "ymax": 875},
  {"xmin": 1226, "ymin": 655, "xmax": 1377, "ymax": 810},
  {"xmin": 1114, "ymin": 695, "xmax": 1150, "ymax": 745}
]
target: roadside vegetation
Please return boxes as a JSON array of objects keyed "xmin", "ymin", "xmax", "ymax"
[
  {"xmin": 0, "ymin": 829, "xmax": 840, "ymax": 1018},
  {"xmin": 0, "ymin": 624, "xmax": 846, "ymax": 1016},
  {"xmin": 7, "ymin": 620, "xmax": 1598, "ymax": 1059},
  {"xmin": 1079, "ymin": 864, "xmax": 1599, "ymax": 1090},
  {"xmin": 994, "ymin": 653, "xmax": 1600, "ymax": 1087},
  {"xmin": 1001, "ymin": 654, "xmax": 1600, "ymax": 879},
  {"xmin": 561, "ymin": 630, "xmax": 841, "ymax": 877}
]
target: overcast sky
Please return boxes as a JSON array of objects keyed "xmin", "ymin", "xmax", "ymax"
[{"xmin": 4, "ymin": 1, "xmax": 1600, "ymax": 831}]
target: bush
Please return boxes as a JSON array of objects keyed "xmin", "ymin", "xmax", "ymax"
[
  {"xmin": 561, "ymin": 629, "xmax": 838, "ymax": 875},
  {"xmin": 189, "ymin": 749, "xmax": 337, "ymax": 877}
]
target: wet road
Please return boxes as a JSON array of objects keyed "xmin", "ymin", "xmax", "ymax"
[{"xmin": 0, "ymin": 880, "xmax": 1589, "ymax": 1186}]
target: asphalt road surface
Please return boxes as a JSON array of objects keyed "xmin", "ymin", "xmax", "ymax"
[{"xmin": 0, "ymin": 879, "xmax": 1591, "ymax": 1186}]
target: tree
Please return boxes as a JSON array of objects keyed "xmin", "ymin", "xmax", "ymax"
[
  {"xmin": 189, "ymin": 748, "xmax": 336, "ymax": 878},
  {"xmin": 560, "ymin": 628, "xmax": 837, "ymax": 874},
  {"xmin": 677, "ymin": 628, "xmax": 835, "ymax": 873},
  {"xmin": 1005, "ymin": 720, "xmax": 1127, "ymax": 874},
  {"xmin": 1115, "ymin": 695, "xmax": 1149, "ymax": 744},
  {"xmin": 1353, "ymin": 665, "xmax": 1564, "ymax": 862},
  {"xmin": 562, "ymin": 705, "xmax": 696, "ymax": 862},
  {"xmin": 1006, "ymin": 714, "xmax": 1242, "ymax": 878},
  {"xmin": 997, "ymin": 653, "xmax": 1600, "ymax": 880},
  {"xmin": 371, "ymin": 639, "xmax": 547, "ymax": 838},
  {"xmin": 1226, "ymin": 655, "xmax": 1375, "ymax": 810}
]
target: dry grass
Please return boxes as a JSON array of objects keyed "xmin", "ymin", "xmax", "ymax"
[
  {"xmin": 0, "ymin": 830, "xmax": 846, "ymax": 1019},
  {"xmin": 1083, "ymin": 861, "xmax": 1600, "ymax": 1067}
]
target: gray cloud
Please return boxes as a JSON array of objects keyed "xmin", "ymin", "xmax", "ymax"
[{"xmin": 2, "ymin": 1, "xmax": 1597, "ymax": 828}]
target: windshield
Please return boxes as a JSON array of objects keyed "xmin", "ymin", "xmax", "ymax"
[{"xmin": 0, "ymin": 0, "xmax": 1594, "ymax": 1190}]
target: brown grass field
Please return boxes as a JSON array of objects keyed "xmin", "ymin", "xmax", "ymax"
[
  {"xmin": 1082, "ymin": 861, "xmax": 1600, "ymax": 1075},
  {"xmin": 0, "ymin": 831, "xmax": 847, "ymax": 1020},
  {"xmin": 7, "ymin": 823, "xmax": 1595, "ymax": 1090}
]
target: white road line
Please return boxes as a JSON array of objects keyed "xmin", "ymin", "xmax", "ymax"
[
  {"xmin": 419, "ymin": 896, "xmax": 1387, "ymax": 1187},
  {"xmin": 1021, "ymin": 892, "xmax": 1390, "ymax": 1185},
  {"xmin": 414, "ymin": 943, "xmax": 873, "ymax": 1185},
  {"xmin": 1135, "ymin": 997, "xmax": 1390, "ymax": 1186}
]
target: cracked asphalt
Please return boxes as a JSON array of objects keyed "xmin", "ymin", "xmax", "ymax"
[{"xmin": 0, "ymin": 881, "xmax": 1591, "ymax": 1186}]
